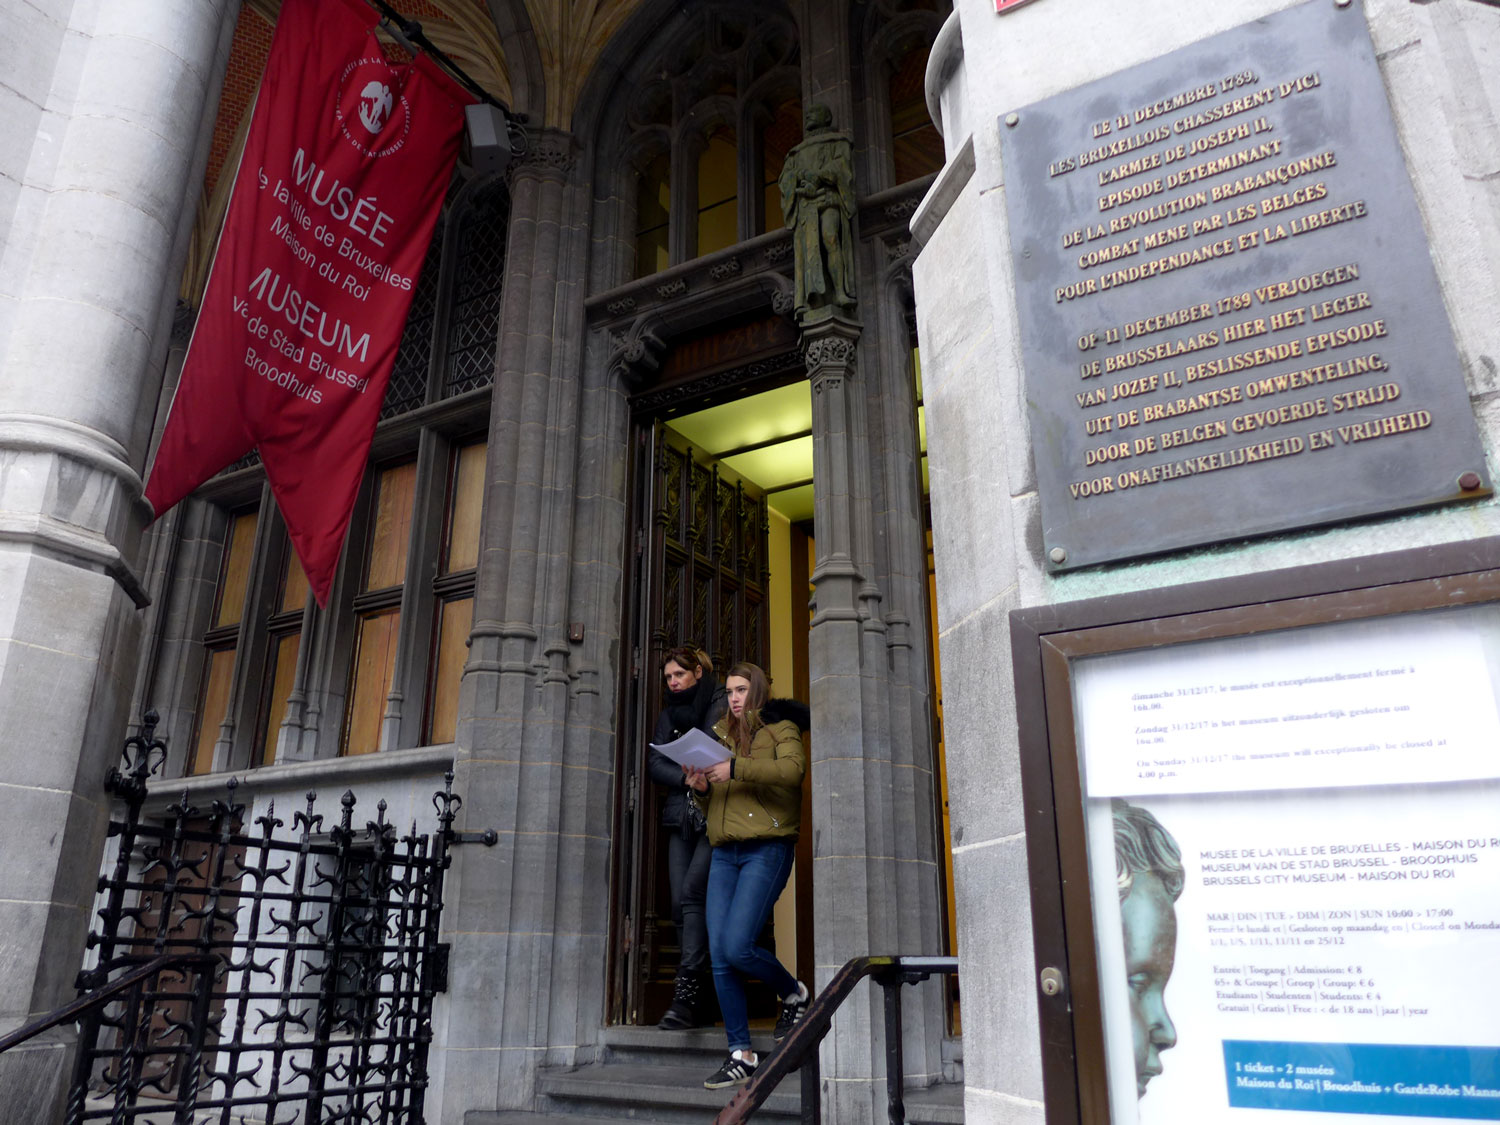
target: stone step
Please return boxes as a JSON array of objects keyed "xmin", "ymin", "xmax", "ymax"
[
  {"xmin": 521, "ymin": 1058, "xmax": 964, "ymax": 1125},
  {"xmin": 598, "ymin": 1023, "xmax": 781, "ymax": 1067},
  {"xmin": 896, "ymin": 1082, "xmax": 966, "ymax": 1124},
  {"xmin": 536, "ymin": 1060, "xmax": 803, "ymax": 1123},
  {"xmin": 592, "ymin": 1026, "xmax": 962, "ymax": 1121},
  {"xmin": 471, "ymin": 1071, "xmax": 964, "ymax": 1125},
  {"xmin": 468, "ymin": 1115, "xmax": 648, "ymax": 1125}
]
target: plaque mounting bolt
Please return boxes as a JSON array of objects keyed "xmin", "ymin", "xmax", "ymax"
[
  {"xmin": 1049, "ymin": 546, "xmax": 1067, "ymax": 564},
  {"xmin": 1460, "ymin": 471, "xmax": 1482, "ymax": 491},
  {"xmin": 1334, "ymin": 0, "xmax": 1350, "ymax": 7},
  {"xmin": 1005, "ymin": 113, "xmax": 1019, "ymax": 127}
]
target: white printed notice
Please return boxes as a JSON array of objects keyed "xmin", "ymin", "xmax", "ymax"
[
  {"xmin": 1072, "ymin": 606, "xmax": 1500, "ymax": 1124},
  {"xmin": 1078, "ymin": 612, "xmax": 1500, "ymax": 797}
]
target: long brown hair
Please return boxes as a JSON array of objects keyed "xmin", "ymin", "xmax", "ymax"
[{"xmin": 722, "ymin": 662, "xmax": 770, "ymax": 753}]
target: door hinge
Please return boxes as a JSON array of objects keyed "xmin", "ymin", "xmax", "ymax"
[
  {"xmin": 626, "ymin": 773, "xmax": 638, "ymax": 813},
  {"xmin": 431, "ymin": 942, "xmax": 451, "ymax": 993}
]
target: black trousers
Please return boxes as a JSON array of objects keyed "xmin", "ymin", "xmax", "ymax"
[{"xmin": 666, "ymin": 827, "xmax": 712, "ymax": 973}]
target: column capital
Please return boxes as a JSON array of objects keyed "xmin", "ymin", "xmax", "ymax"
[
  {"xmin": 509, "ymin": 127, "xmax": 578, "ymax": 183},
  {"xmin": 799, "ymin": 312, "xmax": 861, "ymax": 389}
]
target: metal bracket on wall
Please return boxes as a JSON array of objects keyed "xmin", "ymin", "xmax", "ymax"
[{"xmin": 449, "ymin": 828, "xmax": 499, "ymax": 846}]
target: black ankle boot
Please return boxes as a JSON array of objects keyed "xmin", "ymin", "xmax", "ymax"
[
  {"xmin": 690, "ymin": 969, "xmax": 719, "ymax": 1025},
  {"xmin": 657, "ymin": 969, "xmax": 700, "ymax": 1030}
]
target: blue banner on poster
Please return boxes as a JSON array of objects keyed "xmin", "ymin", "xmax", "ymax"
[{"xmin": 1223, "ymin": 1041, "xmax": 1500, "ymax": 1119}]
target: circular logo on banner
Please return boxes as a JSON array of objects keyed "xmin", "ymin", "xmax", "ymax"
[{"xmin": 335, "ymin": 58, "xmax": 411, "ymax": 158}]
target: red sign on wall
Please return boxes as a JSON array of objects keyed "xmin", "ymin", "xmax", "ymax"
[
  {"xmin": 146, "ymin": 0, "xmax": 473, "ymax": 604},
  {"xmin": 995, "ymin": 0, "xmax": 1042, "ymax": 12}
]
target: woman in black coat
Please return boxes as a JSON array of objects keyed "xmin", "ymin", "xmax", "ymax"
[{"xmin": 647, "ymin": 645, "xmax": 726, "ymax": 1028}]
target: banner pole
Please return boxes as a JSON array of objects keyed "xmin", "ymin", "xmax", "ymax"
[{"xmin": 365, "ymin": 0, "xmax": 507, "ymax": 110}]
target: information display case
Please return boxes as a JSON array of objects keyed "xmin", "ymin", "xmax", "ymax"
[{"xmin": 1011, "ymin": 542, "xmax": 1500, "ymax": 1123}]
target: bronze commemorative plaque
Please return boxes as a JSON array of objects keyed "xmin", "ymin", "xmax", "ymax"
[{"xmin": 999, "ymin": 0, "xmax": 1489, "ymax": 570}]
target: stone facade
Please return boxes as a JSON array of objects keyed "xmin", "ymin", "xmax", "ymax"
[
  {"xmin": 0, "ymin": 2, "xmax": 959, "ymax": 1123},
  {"xmin": 914, "ymin": 0, "xmax": 1500, "ymax": 1121}
]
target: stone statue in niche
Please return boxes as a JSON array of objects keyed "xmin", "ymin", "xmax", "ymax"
[{"xmin": 778, "ymin": 103, "xmax": 856, "ymax": 320}]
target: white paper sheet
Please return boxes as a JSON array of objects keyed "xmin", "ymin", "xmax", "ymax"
[
  {"xmin": 1075, "ymin": 612, "xmax": 1500, "ymax": 798},
  {"xmin": 649, "ymin": 726, "xmax": 732, "ymax": 770}
]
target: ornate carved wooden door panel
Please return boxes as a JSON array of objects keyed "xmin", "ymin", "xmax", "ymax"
[{"xmin": 611, "ymin": 420, "xmax": 770, "ymax": 1024}]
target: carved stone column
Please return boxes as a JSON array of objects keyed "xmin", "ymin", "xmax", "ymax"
[
  {"xmin": 802, "ymin": 293, "xmax": 948, "ymax": 1119},
  {"xmin": 802, "ymin": 312, "xmax": 888, "ymax": 1122},
  {"xmin": 432, "ymin": 129, "xmax": 609, "ymax": 1122},
  {"xmin": 0, "ymin": 3, "xmax": 240, "ymax": 1121}
]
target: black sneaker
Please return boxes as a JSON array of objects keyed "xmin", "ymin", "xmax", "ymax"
[
  {"xmin": 773, "ymin": 981, "xmax": 810, "ymax": 1041},
  {"xmin": 704, "ymin": 1052, "xmax": 757, "ymax": 1089}
]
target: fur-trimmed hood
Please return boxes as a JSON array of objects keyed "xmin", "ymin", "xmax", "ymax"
[{"xmin": 760, "ymin": 697, "xmax": 810, "ymax": 731}]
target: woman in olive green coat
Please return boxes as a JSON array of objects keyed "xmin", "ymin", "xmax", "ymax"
[{"xmin": 685, "ymin": 662, "xmax": 810, "ymax": 1090}]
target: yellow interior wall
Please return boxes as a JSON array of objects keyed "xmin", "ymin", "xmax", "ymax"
[
  {"xmin": 930, "ymin": 537, "xmax": 960, "ymax": 978},
  {"xmin": 766, "ymin": 508, "xmax": 799, "ymax": 975}
]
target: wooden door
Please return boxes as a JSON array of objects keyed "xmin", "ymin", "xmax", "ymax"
[{"xmin": 611, "ymin": 420, "xmax": 771, "ymax": 1025}]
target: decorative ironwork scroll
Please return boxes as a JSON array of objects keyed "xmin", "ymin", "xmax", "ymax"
[{"xmin": 67, "ymin": 711, "xmax": 469, "ymax": 1124}]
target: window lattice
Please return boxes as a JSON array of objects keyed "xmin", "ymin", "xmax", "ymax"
[
  {"xmin": 381, "ymin": 224, "xmax": 445, "ymax": 420},
  {"xmin": 445, "ymin": 184, "xmax": 510, "ymax": 397}
]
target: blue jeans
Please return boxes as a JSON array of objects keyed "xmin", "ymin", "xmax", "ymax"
[{"xmin": 706, "ymin": 839, "xmax": 798, "ymax": 1052}]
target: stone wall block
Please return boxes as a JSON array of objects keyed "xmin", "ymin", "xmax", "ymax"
[
  {"xmin": 953, "ymin": 834, "xmax": 1044, "ymax": 1115},
  {"xmin": 550, "ymin": 831, "xmax": 609, "ymax": 934},
  {"xmin": 809, "ymin": 756, "xmax": 872, "ymax": 848},
  {"xmin": 808, "ymin": 620, "xmax": 863, "ymax": 679},
  {"xmin": 0, "ymin": 4, "xmax": 66, "ymax": 269},
  {"xmin": 441, "ymin": 931, "xmax": 515, "ymax": 1050},
  {"xmin": 2, "ymin": 9, "xmax": 64, "ymax": 136},
  {"xmin": 546, "ymin": 931, "xmax": 607, "ymax": 1051},
  {"xmin": 0, "ymin": 628, "xmax": 122, "ymax": 797},
  {"xmin": 890, "ymin": 762, "xmax": 937, "ymax": 862},
  {"xmin": 0, "ymin": 898, "xmax": 51, "ymax": 993},
  {"xmin": 462, "ymin": 709, "xmax": 531, "ymax": 759},
  {"xmin": 91, "ymin": 0, "xmax": 227, "ymax": 52},
  {"xmin": 70, "ymin": 42, "xmax": 212, "ymax": 151},
  {"xmin": 0, "ymin": 1030, "xmax": 72, "ymax": 1125},
  {"xmin": 25, "ymin": 180, "xmax": 176, "ymax": 318},
  {"xmin": 433, "ymin": 1040, "xmax": 503, "ymax": 1122},
  {"xmin": 812, "ymin": 854, "xmax": 875, "ymax": 936},
  {"xmin": 913, "ymin": 198, "xmax": 1023, "ymax": 633},
  {"xmin": 1365, "ymin": 0, "xmax": 1500, "ymax": 382},
  {"xmin": 937, "ymin": 605, "xmax": 1023, "ymax": 847},
  {"xmin": 0, "ymin": 312, "xmax": 155, "ymax": 437},
  {"xmin": 554, "ymin": 759, "xmax": 610, "ymax": 836},
  {"xmin": 449, "ymin": 771, "xmax": 523, "ymax": 933},
  {"xmin": 0, "ymin": 787, "xmax": 96, "ymax": 911},
  {"xmin": 493, "ymin": 824, "xmax": 563, "ymax": 929},
  {"xmin": 48, "ymin": 114, "xmax": 197, "ymax": 240},
  {"xmin": 0, "ymin": 448, "xmax": 138, "ymax": 549}
]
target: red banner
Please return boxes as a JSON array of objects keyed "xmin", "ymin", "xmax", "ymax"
[{"xmin": 146, "ymin": 0, "xmax": 473, "ymax": 605}]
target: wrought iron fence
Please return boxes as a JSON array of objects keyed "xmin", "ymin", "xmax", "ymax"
[{"xmin": 64, "ymin": 711, "xmax": 474, "ymax": 1124}]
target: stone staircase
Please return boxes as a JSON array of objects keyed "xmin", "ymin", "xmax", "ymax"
[{"xmin": 467, "ymin": 1025, "xmax": 965, "ymax": 1124}]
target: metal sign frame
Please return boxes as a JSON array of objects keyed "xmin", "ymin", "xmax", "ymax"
[{"xmin": 1010, "ymin": 534, "xmax": 1500, "ymax": 1122}]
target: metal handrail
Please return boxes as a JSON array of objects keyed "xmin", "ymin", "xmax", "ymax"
[
  {"xmin": 0, "ymin": 953, "xmax": 218, "ymax": 1055},
  {"xmin": 715, "ymin": 954, "xmax": 959, "ymax": 1125}
]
